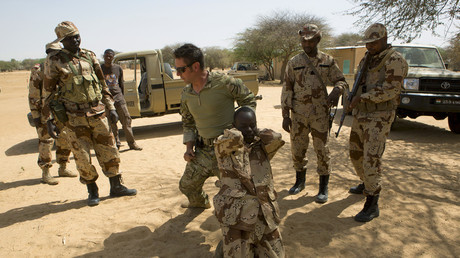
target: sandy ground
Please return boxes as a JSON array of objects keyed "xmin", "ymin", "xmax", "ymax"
[{"xmin": 0, "ymin": 70, "xmax": 459, "ymax": 258}]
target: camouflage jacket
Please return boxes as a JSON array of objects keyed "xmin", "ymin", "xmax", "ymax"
[
  {"xmin": 43, "ymin": 48, "xmax": 115, "ymax": 118},
  {"xmin": 281, "ymin": 51, "xmax": 348, "ymax": 118},
  {"xmin": 213, "ymin": 128, "xmax": 285, "ymax": 234},
  {"xmin": 28, "ymin": 65, "xmax": 45, "ymax": 121},
  {"xmin": 354, "ymin": 45, "xmax": 408, "ymax": 116},
  {"xmin": 180, "ymin": 72, "xmax": 256, "ymax": 143}
]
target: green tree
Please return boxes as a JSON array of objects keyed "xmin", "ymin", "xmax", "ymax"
[
  {"xmin": 444, "ymin": 32, "xmax": 460, "ymax": 71},
  {"xmin": 234, "ymin": 11, "xmax": 331, "ymax": 83},
  {"xmin": 161, "ymin": 43, "xmax": 184, "ymax": 67},
  {"xmin": 347, "ymin": 0, "xmax": 460, "ymax": 42},
  {"xmin": 333, "ymin": 32, "xmax": 363, "ymax": 46},
  {"xmin": 234, "ymin": 27, "xmax": 278, "ymax": 80},
  {"xmin": 203, "ymin": 47, "xmax": 232, "ymax": 71}
]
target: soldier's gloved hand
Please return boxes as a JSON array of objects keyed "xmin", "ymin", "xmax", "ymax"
[
  {"xmin": 109, "ymin": 110, "xmax": 119, "ymax": 123},
  {"xmin": 46, "ymin": 120, "xmax": 59, "ymax": 139},
  {"xmin": 326, "ymin": 87, "xmax": 341, "ymax": 107},
  {"xmin": 282, "ymin": 117, "xmax": 291, "ymax": 133},
  {"xmin": 33, "ymin": 118, "xmax": 41, "ymax": 128}
]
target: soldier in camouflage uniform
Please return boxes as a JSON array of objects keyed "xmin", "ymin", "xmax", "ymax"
[
  {"xmin": 28, "ymin": 62, "xmax": 77, "ymax": 185},
  {"xmin": 348, "ymin": 23, "xmax": 408, "ymax": 222},
  {"xmin": 281, "ymin": 24, "xmax": 348, "ymax": 203},
  {"xmin": 175, "ymin": 44, "xmax": 256, "ymax": 209},
  {"xmin": 214, "ymin": 107, "xmax": 285, "ymax": 258},
  {"xmin": 43, "ymin": 21, "xmax": 137, "ymax": 206}
]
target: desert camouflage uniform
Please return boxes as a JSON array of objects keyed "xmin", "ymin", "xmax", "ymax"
[
  {"xmin": 44, "ymin": 48, "xmax": 120, "ymax": 184},
  {"xmin": 214, "ymin": 128, "xmax": 285, "ymax": 258},
  {"xmin": 180, "ymin": 72, "xmax": 256, "ymax": 207},
  {"xmin": 28, "ymin": 65, "xmax": 71, "ymax": 169},
  {"xmin": 349, "ymin": 45, "xmax": 408, "ymax": 195},
  {"xmin": 281, "ymin": 51, "xmax": 348, "ymax": 174}
]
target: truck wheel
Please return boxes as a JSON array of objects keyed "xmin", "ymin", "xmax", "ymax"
[
  {"xmin": 448, "ymin": 113, "xmax": 460, "ymax": 134},
  {"xmin": 391, "ymin": 116, "xmax": 397, "ymax": 130}
]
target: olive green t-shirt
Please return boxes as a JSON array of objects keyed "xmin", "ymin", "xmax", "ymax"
[{"xmin": 180, "ymin": 72, "xmax": 256, "ymax": 143}]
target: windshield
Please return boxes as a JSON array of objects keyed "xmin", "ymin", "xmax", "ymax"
[{"xmin": 393, "ymin": 46, "xmax": 444, "ymax": 69}]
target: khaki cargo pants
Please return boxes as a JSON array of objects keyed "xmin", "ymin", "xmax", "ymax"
[
  {"xmin": 349, "ymin": 111, "xmax": 394, "ymax": 195},
  {"xmin": 35, "ymin": 122, "xmax": 71, "ymax": 168},
  {"xmin": 290, "ymin": 112, "xmax": 331, "ymax": 175},
  {"xmin": 65, "ymin": 113, "xmax": 120, "ymax": 184}
]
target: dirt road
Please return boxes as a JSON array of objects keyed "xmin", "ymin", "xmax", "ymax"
[{"xmin": 0, "ymin": 71, "xmax": 458, "ymax": 257}]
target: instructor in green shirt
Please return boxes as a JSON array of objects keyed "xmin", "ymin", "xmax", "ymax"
[{"xmin": 175, "ymin": 44, "xmax": 256, "ymax": 209}]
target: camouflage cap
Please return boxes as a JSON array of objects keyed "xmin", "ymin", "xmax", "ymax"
[
  {"xmin": 45, "ymin": 39, "xmax": 62, "ymax": 52},
  {"xmin": 54, "ymin": 21, "xmax": 79, "ymax": 41},
  {"xmin": 358, "ymin": 23, "xmax": 387, "ymax": 44},
  {"xmin": 298, "ymin": 24, "xmax": 322, "ymax": 41}
]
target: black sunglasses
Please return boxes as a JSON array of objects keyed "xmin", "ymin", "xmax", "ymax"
[{"xmin": 176, "ymin": 64, "xmax": 192, "ymax": 73}]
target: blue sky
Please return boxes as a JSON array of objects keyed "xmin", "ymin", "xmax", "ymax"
[{"xmin": 0, "ymin": 0, "xmax": 454, "ymax": 61}]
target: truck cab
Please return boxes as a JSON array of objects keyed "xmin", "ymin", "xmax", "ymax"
[
  {"xmin": 393, "ymin": 44, "xmax": 460, "ymax": 133},
  {"xmin": 329, "ymin": 44, "xmax": 460, "ymax": 134},
  {"xmin": 113, "ymin": 50, "xmax": 259, "ymax": 119}
]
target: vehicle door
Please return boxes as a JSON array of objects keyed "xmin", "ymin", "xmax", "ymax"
[{"xmin": 116, "ymin": 57, "xmax": 141, "ymax": 117}]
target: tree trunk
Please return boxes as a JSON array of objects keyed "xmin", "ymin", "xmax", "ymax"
[{"xmin": 279, "ymin": 57, "xmax": 289, "ymax": 84}]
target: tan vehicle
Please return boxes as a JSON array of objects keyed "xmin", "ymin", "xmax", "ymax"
[
  {"xmin": 227, "ymin": 62, "xmax": 269, "ymax": 82},
  {"xmin": 113, "ymin": 50, "xmax": 259, "ymax": 118},
  {"xmin": 331, "ymin": 44, "xmax": 460, "ymax": 134}
]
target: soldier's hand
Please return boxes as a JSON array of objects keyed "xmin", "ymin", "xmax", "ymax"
[
  {"xmin": 183, "ymin": 149, "xmax": 195, "ymax": 162},
  {"xmin": 349, "ymin": 96, "xmax": 362, "ymax": 110},
  {"xmin": 282, "ymin": 117, "xmax": 292, "ymax": 133},
  {"xmin": 33, "ymin": 118, "xmax": 41, "ymax": 128},
  {"xmin": 46, "ymin": 120, "xmax": 59, "ymax": 139},
  {"xmin": 327, "ymin": 87, "xmax": 341, "ymax": 107},
  {"xmin": 109, "ymin": 110, "xmax": 119, "ymax": 123}
]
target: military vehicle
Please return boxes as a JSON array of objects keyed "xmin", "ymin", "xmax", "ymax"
[
  {"xmin": 227, "ymin": 62, "xmax": 269, "ymax": 82},
  {"xmin": 331, "ymin": 44, "xmax": 460, "ymax": 134},
  {"xmin": 113, "ymin": 50, "xmax": 259, "ymax": 118}
]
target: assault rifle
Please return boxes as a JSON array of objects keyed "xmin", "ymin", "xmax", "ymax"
[{"xmin": 335, "ymin": 53, "xmax": 370, "ymax": 137}]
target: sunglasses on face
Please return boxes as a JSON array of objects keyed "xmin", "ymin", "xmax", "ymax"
[{"xmin": 176, "ymin": 64, "xmax": 192, "ymax": 73}]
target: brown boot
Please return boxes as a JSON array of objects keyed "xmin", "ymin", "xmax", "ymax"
[
  {"xmin": 128, "ymin": 142, "xmax": 143, "ymax": 151},
  {"xmin": 180, "ymin": 201, "xmax": 211, "ymax": 209},
  {"xmin": 41, "ymin": 167, "xmax": 58, "ymax": 185},
  {"xmin": 58, "ymin": 163, "xmax": 77, "ymax": 177}
]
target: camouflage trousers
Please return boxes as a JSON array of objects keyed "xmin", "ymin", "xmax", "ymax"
[
  {"xmin": 221, "ymin": 220, "xmax": 285, "ymax": 258},
  {"xmin": 179, "ymin": 144, "xmax": 219, "ymax": 207},
  {"xmin": 35, "ymin": 122, "xmax": 71, "ymax": 168},
  {"xmin": 65, "ymin": 113, "xmax": 120, "ymax": 184},
  {"xmin": 290, "ymin": 112, "xmax": 331, "ymax": 175},
  {"xmin": 107, "ymin": 103, "xmax": 135, "ymax": 146},
  {"xmin": 349, "ymin": 111, "xmax": 394, "ymax": 195}
]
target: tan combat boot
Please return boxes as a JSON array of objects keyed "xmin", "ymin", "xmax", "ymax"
[
  {"xmin": 58, "ymin": 163, "xmax": 77, "ymax": 177},
  {"xmin": 41, "ymin": 167, "xmax": 58, "ymax": 185}
]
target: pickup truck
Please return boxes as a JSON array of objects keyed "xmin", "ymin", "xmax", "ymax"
[
  {"xmin": 113, "ymin": 50, "xmax": 259, "ymax": 118},
  {"xmin": 227, "ymin": 61, "xmax": 269, "ymax": 82},
  {"xmin": 392, "ymin": 44, "xmax": 460, "ymax": 133},
  {"xmin": 332, "ymin": 44, "xmax": 460, "ymax": 134}
]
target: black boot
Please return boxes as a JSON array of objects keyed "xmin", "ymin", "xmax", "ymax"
[
  {"xmin": 315, "ymin": 175, "xmax": 329, "ymax": 203},
  {"xmin": 289, "ymin": 169, "xmax": 306, "ymax": 195},
  {"xmin": 87, "ymin": 182, "xmax": 100, "ymax": 206},
  {"xmin": 109, "ymin": 174, "xmax": 137, "ymax": 197},
  {"xmin": 349, "ymin": 183, "xmax": 365, "ymax": 194},
  {"xmin": 354, "ymin": 195, "xmax": 380, "ymax": 222}
]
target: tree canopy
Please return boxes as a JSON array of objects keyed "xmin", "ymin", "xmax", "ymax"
[
  {"xmin": 347, "ymin": 0, "xmax": 460, "ymax": 42},
  {"xmin": 233, "ymin": 11, "xmax": 331, "ymax": 83}
]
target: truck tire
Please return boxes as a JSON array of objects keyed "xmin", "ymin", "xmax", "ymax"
[
  {"xmin": 448, "ymin": 113, "xmax": 460, "ymax": 134},
  {"xmin": 390, "ymin": 116, "xmax": 397, "ymax": 130}
]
